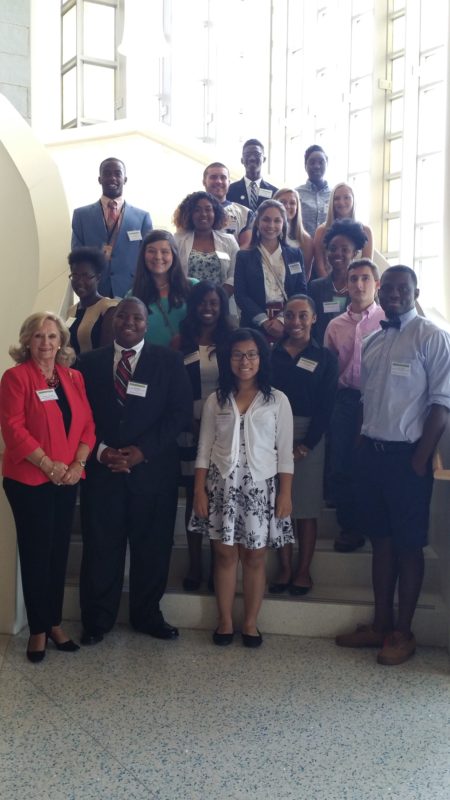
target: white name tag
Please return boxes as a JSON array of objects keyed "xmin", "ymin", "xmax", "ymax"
[
  {"xmin": 391, "ymin": 361, "xmax": 411, "ymax": 377},
  {"xmin": 258, "ymin": 188, "xmax": 273, "ymax": 198},
  {"xmin": 36, "ymin": 388, "xmax": 58, "ymax": 402},
  {"xmin": 323, "ymin": 301, "xmax": 341, "ymax": 313},
  {"xmin": 184, "ymin": 352, "xmax": 200, "ymax": 366},
  {"xmin": 126, "ymin": 381, "xmax": 148, "ymax": 397},
  {"xmin": 288, "ymin": 261, "xmax": 302, "ymax": 275},
  {"xmin": 65, "ymin": 316, "xmax": 76, "ymax": 328},
  {"xmin": 297, "ymin": 357, "xmax": 318, "ymax": 372},
  {"xmin": 127, "ymin": 230, "xmax": 142, "ymax": 242},
  {"xmin": 215, "ymin": 250, "xmax": 230, "ymax": 260}
]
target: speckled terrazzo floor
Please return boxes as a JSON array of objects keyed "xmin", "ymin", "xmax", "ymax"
[{"xmin": 1, "ymin": 626, "xmax": 449, "ymax": 800}]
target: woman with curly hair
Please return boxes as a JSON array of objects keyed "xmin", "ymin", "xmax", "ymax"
[
  {"xmin": 1, "ymin": 312, "xmax": 95, "ymax": 662},
  {"xmin": 131, "ymin": 229, "xmax": 195, "ymax": 346},
  {"xmin": 189, "ymin": 328, "xmax": 294, "ymax": 648},
  {"xmin": 313, "ymin": 182, "xmax": 373, "ymax": 277},
  {"xmin": 173, "ymin": 191, "xmax": 238, "ymax": 296},
  {"xmin": 309, "ymin": 218, "xmax": 368, "ymax": 344}
]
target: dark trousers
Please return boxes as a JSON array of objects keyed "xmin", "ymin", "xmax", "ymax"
[
  {"xmin": 328, "ymin": 388, "xmax": 362, "ymax": 533},
  {"xmin": 79, "ymin": 463, "xmax": 178, "ymax": 633},
  {"xmin": 3, "ymin": 478, "xmax": 78, "ymax": 634}
]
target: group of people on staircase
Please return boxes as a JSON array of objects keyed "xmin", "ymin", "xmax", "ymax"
[{"xmin": 1, "ymin": 141, "xmax": 449, "ymax": 668}]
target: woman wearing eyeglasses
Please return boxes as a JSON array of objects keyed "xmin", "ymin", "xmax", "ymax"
[
  {"xmin": 66, "ymin": 247, "xmax": 118, "ymax": 354},
  {"xmin": 190, "ymin": 328, "xmax": 294, "ymax": 648}
]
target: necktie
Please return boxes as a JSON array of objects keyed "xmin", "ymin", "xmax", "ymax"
[
  {"xmin": 380, "ymin": 318, "xmax": 401, "ymax": 330},
  {"xmin": 106, "ymin": 200, "xmax": 119, "ymax": 231},
  {"xmin": 115, "ymin": 349, "xmax": 135, "ymax": 405},
  {"xmin": 250, "ymin": 181, "xmax": 258, "ymax": 211}
]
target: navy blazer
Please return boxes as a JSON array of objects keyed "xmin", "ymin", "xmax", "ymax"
[
  {"xmin": 71, "ymin": 201, "xmax": 153, "ymax": 298},
  {"xmin": 234, "ymin": 245, "xmax": 307, "ymax": 329},
  {"xmin": 78, "ymin": 342, "xmax": 193, "ymax": 489},
  {"xmin": 226, "ymin": 178, "xmax": 278, "ymax": 209}
]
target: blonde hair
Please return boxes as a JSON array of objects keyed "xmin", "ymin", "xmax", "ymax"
[
  {"xmin": 274, "ymin": 188, "xmax": 309, "ymax": 249},
  {"xmin": 9, "ymin": 312, "xmax": 76, "ymax": 366},
  {"xmin": 324, "ymin": 182, "xmax": 356, "ymax": 229}
]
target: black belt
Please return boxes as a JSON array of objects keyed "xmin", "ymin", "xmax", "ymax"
[{"xmin": 363, "ymin": 436, "xmax": 416, "ymax": 453}]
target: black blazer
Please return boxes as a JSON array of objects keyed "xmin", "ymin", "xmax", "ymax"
[
  {"xmin": 234, "ymin": 245, "xmax": 308, "ymax": 329},
  {"xmin": 226, "ymin": 178, "xmax": 278, "ymax": 209},
  {"xmin": 78, "ymin": 342, "xmax": 193, "ymax": 488}
]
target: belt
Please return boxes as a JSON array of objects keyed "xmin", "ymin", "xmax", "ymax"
[{"xmin": 363, "ymin": 436, "xmax": 416, "ymax": 454}]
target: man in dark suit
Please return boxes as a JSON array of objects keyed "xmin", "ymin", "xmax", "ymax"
[
  {"xmin": 71, "ymin": 158, "xmax": 153, "ymax": 298},
  {"xmin": 78, "ymin": 297, "xmax": 193, "ymax": 645},
  {"xmin": 227, "ymin": 139, "xmax": 278, "ymax": 211}
]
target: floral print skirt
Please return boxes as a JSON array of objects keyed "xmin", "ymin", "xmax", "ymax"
[{"xmin": 189, "ymin": 420, "xmax": 294, "ymax": 550}]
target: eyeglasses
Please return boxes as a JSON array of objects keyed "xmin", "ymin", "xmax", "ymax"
[
  {"xmin": 230, "ymin": 350, "xmax": 259, "ymax": 361},
  {"xmin": 69, "ymin": 273, "xmax": 97, "ymax": 281}
]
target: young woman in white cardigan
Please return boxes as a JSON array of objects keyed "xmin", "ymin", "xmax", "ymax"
[{"xmin": 190, "ymin": 328, "xmax": 294, "ymax": 648}]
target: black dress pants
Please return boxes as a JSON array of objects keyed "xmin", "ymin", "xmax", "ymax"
[
  {"xmin": 3, "ymin": 478, "xmax": 78, "ymax": 634},
  {"xmin": 79, "ymin": 462, "xmax": 178, "ymax": 633}
]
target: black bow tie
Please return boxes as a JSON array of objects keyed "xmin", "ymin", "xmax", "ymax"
[{"xmin": 380, "ymin": 318, "xmax": 401, "ymax": 330}]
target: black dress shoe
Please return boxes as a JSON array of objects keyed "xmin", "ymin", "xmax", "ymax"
[
  {"xmin": 26, "ymin": 636, "xmax": 46, "ymax": 663},
  {"xmin": 145, "ymin": 622, "xmax": 179, "ymax": 640},
  {"xmin": 268, "ymin": 582, "xmax": 290, "ymax": 594},
  {"xmin": 80, "ymin": 629, "xmax": 104, "ymax": 646},
  {"xmin": 241, "ymin": 630, "xmax": 263, "ymax": 648},
  {"xmin": 47, "ymin": 633, "xmax": 80, "ymax": 652},
  {"xmin": 289, "ymin": 583, "xmax": 313, "ymax": 596},
  {"xmin": 212, "ymin": 628, "xmax": 234, "ymax": 646}
]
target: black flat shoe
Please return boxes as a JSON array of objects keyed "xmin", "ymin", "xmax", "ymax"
[
  {"xmin": 26, "ymin": 636, "xmax": 46, "ymax": 663},
  {"xmin": 241, "ymin": 630, "xmax": 263, "ymax": 648},
  {"xmin": 289, "ymin": 584, "xmax": 312, "ymax": 596},
  {"xmin": 47, "ymin": 633, "xmax": 80, "ymax": 652},
  {"xmin": 182, "ymin": 577, "xmax": 202, "ymax": 592},
  {"xmin": 268, "ymin": 582, "xmax": 290, "ymax": 594},
  {"xmin": 212, "ymin": 629, "xmax": 234, "ymax": 646},
  {"xmin": 80, "ymin": 629, "xmax": 104, "ymax": 646}
]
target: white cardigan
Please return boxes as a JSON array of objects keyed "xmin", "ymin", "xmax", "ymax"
[
  {"xmin": 174, "ymin": 230, "xmax": 238, "ymax": 287},
  {"xmin": 196, "ymin": 389, "xmax": 294, "ymax": 482}
]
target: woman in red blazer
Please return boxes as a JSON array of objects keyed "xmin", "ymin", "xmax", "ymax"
[{"xmin": 1, "ymin": 312, "xmax": 95, "ymax": 662}]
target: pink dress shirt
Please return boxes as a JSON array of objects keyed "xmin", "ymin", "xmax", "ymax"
[{"xmin": 324, "ymin": 302, "xmax": 385, "ymax": 390}]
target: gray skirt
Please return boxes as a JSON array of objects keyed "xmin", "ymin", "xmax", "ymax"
[{"xmin": 292, "ymin": 416, "xmax": 325, "ymax": 519}]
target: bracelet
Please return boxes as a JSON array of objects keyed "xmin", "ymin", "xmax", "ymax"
[{"xmin": 38, "ymin": 455, "xmax": 47, "ymax": 469}]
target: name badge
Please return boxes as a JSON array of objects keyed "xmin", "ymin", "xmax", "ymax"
[
  {"xmin": 127, "ymin": 230, "xmax": 142, "ymax": 242},
  {"xmin": 184, "ymin": 352, "xmax": 200, "ymax": 366},
  {"xmin": 65, "ymin": 316, "xmax": 76, "ymax": 328},
  {"xmin": 391, "ymin": 361, "xmax": 411, "ymax": 377},
  {"xmin": 215, "ymin": 250, "xmax": 230, "ymax": 260},
  {"xmin": 323, "ymin": 301, "xmax": 341, "ymax": 313},
  {"xmin": 258, "ymin": 188, "xmax": 273, "ymax": 199},
  {"xmin": 288, "ymin": 262, "xmax": 302, "ymax": 275},
  {"xmin": 36, "ymin": 388, "xmax": 58, "ymax": 402},
  {"xmin": 126, "ymin": 381, "xmax": 148, "ymax": 397},
  {"xmin": 297, "ymin": 357, "xmax": 318, "ymax": 372}
]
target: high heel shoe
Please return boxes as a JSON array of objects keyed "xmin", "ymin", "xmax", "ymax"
[
  {"xmin": 47, "ymin": 632, "xmax": 80, "ymax": 652},
  {"xmin": 26, "ymin": 635, "xmax": 46, "ymax": 663}
]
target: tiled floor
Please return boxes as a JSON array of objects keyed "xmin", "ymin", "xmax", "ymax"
[{"xmin": 1, "ymin": 625, "xmax": 450, "ymax": 800}]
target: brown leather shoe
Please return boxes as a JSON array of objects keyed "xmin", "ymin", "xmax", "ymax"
[
  {"xmin": 335, "ymin": 624, "xmax": 386, "ymax": 648},
  {"xmin": 377, "ymin": 631, "xmax": 416, "ymax": 666}
]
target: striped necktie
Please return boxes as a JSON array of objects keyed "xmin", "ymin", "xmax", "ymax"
[
  {"xmin": 250, "ymin": 181, "xmax": 258, "ymax": 210},
  {"xmin": 115, "ymin": 349, "xmax": 135, "ymax": 405}
]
